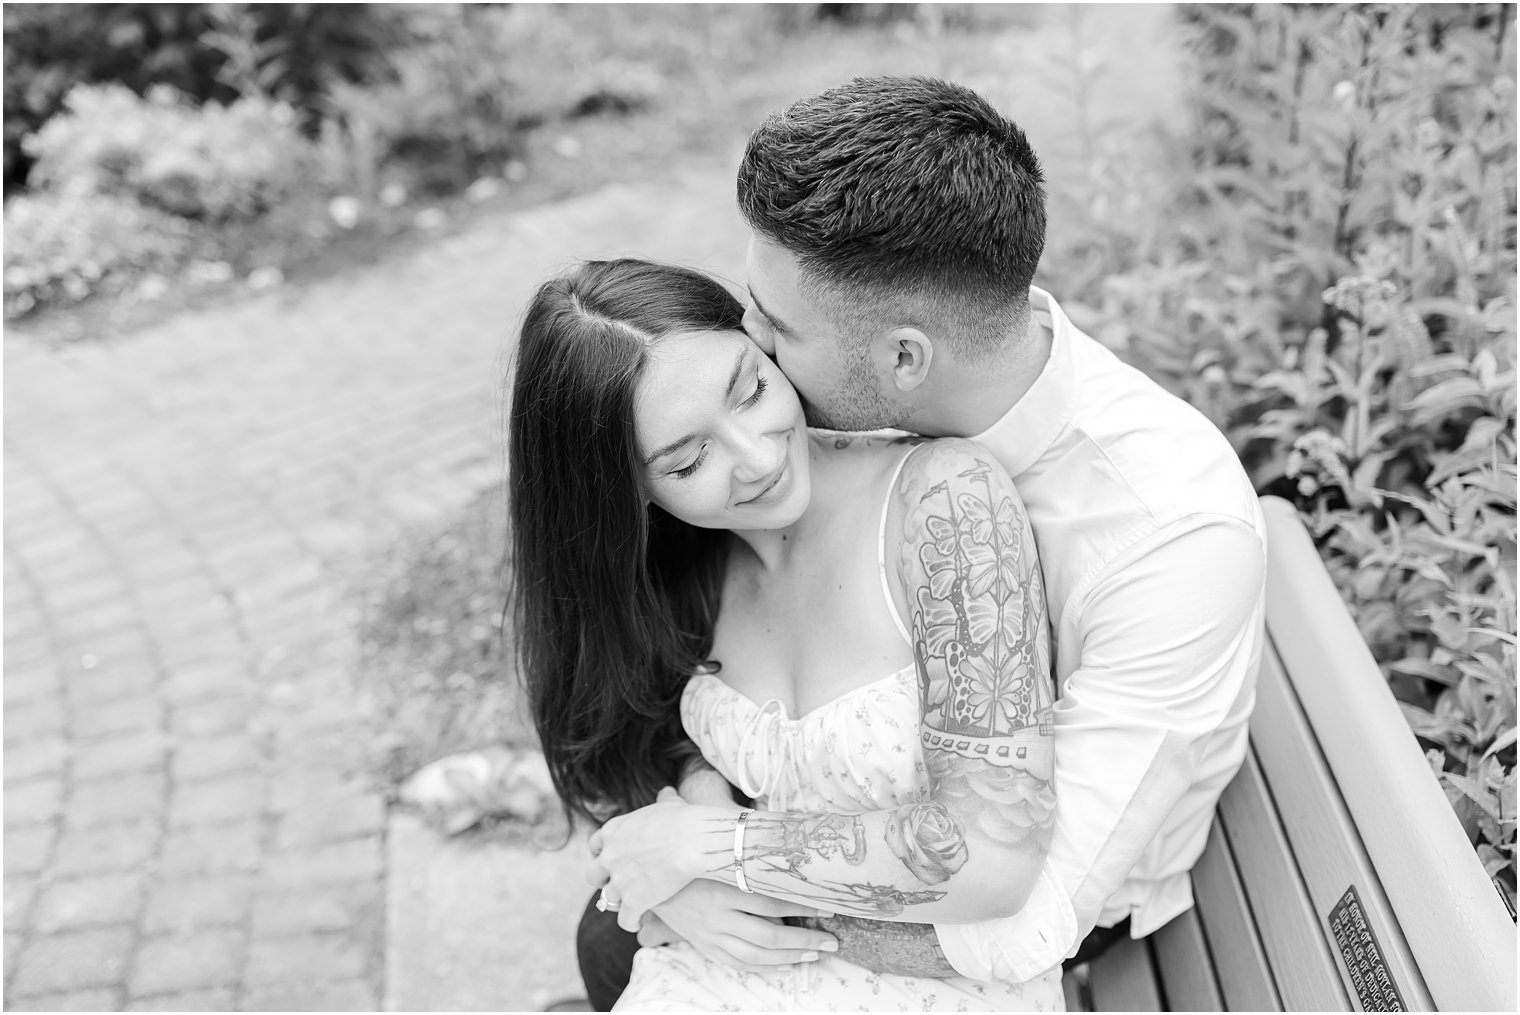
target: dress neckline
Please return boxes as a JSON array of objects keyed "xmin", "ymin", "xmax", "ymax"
[{"xmin": 689, "ymin": 664, "xmax": 915, "ymax": 724}]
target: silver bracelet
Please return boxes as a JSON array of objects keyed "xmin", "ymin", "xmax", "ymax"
[{"xmin": 733, "ymin": 809, "xmax": 756, "ymax": 893}]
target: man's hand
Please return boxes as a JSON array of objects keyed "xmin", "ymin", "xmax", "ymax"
[{"xmin": 643, "ymin": 880, "xmax": 840, "ymax": 974}]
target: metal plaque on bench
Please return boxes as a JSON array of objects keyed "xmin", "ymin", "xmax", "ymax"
[{"xmin": 1328, "ymin": 885, "xmax": 1406, "ymax": 1012}]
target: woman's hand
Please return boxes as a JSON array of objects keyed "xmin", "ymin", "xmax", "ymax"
[{"xmin": 589, "ymin": 787, "xmax": 738, "ymax": 933}]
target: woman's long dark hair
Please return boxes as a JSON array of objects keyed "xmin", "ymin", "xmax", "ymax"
[{"xmin": 508, "ymin": 259, "xmax": 744, "ymax": 826}]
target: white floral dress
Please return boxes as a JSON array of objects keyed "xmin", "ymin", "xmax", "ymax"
[{"xmin": 613, "ymin": 449, "xmax": 1063, "ymax": 1013}]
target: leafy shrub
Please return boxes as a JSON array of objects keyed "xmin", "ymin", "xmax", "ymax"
[
  {"xmin": 4, "ymin": 82, "xmax": 319, "ymax": 316},
  {"xmin": 1039, "ymin": 3, "xmax": 1516, "ymax": 908},
  {"xmin": 3, "ymin": 3, "xmax": 405, "ymax": 194},
  {"xmin": 26, "ymin": 84, "xmax": 313, "ymax": 221},
  {"xmin": 3, "ymin": 188, "xmax": 189, "ymax": 317}
]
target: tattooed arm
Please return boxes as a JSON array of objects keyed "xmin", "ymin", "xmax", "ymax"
[{"xmin": 592, "ymin": 440, "xmax": 1056, "ymax": 931}]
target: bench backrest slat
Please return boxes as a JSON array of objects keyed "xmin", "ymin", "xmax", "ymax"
[
  {"xmin": 1149, "ymin": 905, "xmax": 1224, "ymax": 1012},
  {"xmin": 1218, "ymin": 747, "xmax": 1352, "ymax": 1009},
  {"xmin": 1260, "ymin": 497, "xmax": 1517, "ymax": 1012},
  {"xmin": 1254, "ymin": 643, "xmax": 1433, "ymax": 1009},
  {"xmin": 1088, "ymin": 935, "xmax": 1162, "ymax": 1012},
  {"xmin": 1190, "ymin": 820, "xmax": 1282, "ymax": 1011}
]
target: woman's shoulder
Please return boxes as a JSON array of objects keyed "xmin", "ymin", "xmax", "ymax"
[{"xmin": 890, "ymin": 436, "xmax": 1013, "ymax": 493}]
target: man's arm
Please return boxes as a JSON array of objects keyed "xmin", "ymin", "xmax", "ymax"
[
  {"xmin": 934, "ymin": 518, "xmax": 1267, "ymax": 981},
  {"xmin": 591, "ymin": 441, "xmax": 1058, "ymax": 928}
]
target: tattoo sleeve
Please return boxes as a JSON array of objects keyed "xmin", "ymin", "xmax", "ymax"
[{"xmin": 691, "ymin": 441, "xmax": 1057, "ymax": 930}]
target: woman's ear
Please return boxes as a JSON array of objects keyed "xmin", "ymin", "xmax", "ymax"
[{"xmin": 884, "ymin": 327, "xmax": 933, "ymax": 392}]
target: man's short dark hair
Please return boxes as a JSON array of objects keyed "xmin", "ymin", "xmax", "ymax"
[{"xmin": 738, "ymin": 75, "xmax": 1046, "ymax": 355}]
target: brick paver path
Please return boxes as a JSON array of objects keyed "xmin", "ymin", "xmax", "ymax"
[{"xmin": 4, "ymin": 166, "xmax": 748, "ymax": 1010}]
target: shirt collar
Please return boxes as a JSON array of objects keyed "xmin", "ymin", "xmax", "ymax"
[{"xmin": 972, "ymin": 285, "xmax": 1079, "ymax": 478}]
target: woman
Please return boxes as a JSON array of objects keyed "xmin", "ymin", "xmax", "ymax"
[{"xmin": 509, "ymin": 259, "xmax": 1060, "ymax": 1011}]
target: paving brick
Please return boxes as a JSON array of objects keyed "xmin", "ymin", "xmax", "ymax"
[
  {"xmin": 2, "ymin": 634, "xmax": 54, "ymax": 672},
  {"xmin": 3, "ymin": 736, "xmax": 69, "ymax": 783},
  {"xmin": 52, "ymin": 822, "xmax": 160, "ymax": 876},
  {"xmin": 55, "ymin": 627, "xmax": 155, "ymax": 668},
  {"xmin": 248, "ymin": 880, "xmax": 378, "ymax": 939},
  {"xmin": 7, "ymin": 987, "xmax": 122, "ymax": 1011},
  {"xmin": 145, "ymin": 606, "xmax": 236, "ymax": 648},
  {"xmin": 239, "ymin": 977, "xmax": 377, "ymax": 1012},
  {"xmin": 4, "ymin": 777, "xmax": 63, "ymax": 827},
  {"xmin": 4, "ymin": 699, "xmax": 67, "ymax": 745},
  {"xmin": 71, "ymin": 694, "xmax": 166, "ymax": 741},
  {"xmin": 70, "ymin": 730, "xmax": 170, "ymax": 780},
  {"xmin": 3, "ymin": 825, "xmax": 55, "ymax": 876},
  {"xmin": 170, "ymin": 736, "xmax": 262, "ymax": 784},
  {"xmin": 274, "ymin": 791, "xmax": 385, "ymax": 849},
  {"xmin": 244, "ymin": 932, "xmax": 366, "ymax": 986},
  {"xmin": 264, "ymin": 772, "xmax": 373, "ymax": 817},
  {"xmin": 10, "ymin": 925, "xmax": 134, "ymax": 996},
  {"xmin": 170, "ymin": 696, "xmax": 256, "ymax": 739},
  {"xmin": 127, "ymin": 930, "xmax": 243, "ymax": 996},
  {"xmin": 32, "ymin": 871, "xmax": 145, "ymax": 933},
  {"xmin": 5, "ymin": 877, "xmax": 37, "ymax": 933},
  {"xmin": 260, "ymin": 837, "xmax": 382, "ymax": 891},
  {"xmin": 43, "ymin": 575, "xmax": 131, "ymax": 616},
  {"xmin": 155, "ymin": 634, "xmax": 247, "ymax": 673},
  {"xmin": 64, "ymin": 662, "xmax": 160, "ymax": 707},
  {"xmin": 142, "ymin": 874, "xmax": 254, "ymax": 935},
  {"xmin": 157, "ymin": 821, "xmax": 262, "ymax": 876},
  {"xmin": 68, "ymin": 771, "xmax": 167, "ymax": 829},
  {"xmin": 161, "ymin": 661, "xmax": 250, "ymax": 705},
  {"xmin": 124, "ymin": 988, "xmax": 235, "ymax": 1011},
  {"xmin": 2, "ymin": 667, "xmax": 61, "ymax": 707},
  {"xmin": 168, "ymin": 775, "xmax": 266, "ymax": 828}
]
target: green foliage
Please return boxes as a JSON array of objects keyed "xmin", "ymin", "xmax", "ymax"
[
  {"xmin": 4, "ymin": 83, "xmax": 315, "ymax": 315},
  {"xmin": 27, "ymin": 84, "xmax": 313, "ymax": 220},
  {"xmin": 1041, "ymin": 3, "xmax": 1517, "ymax": 908},
  {"xmin": 320, "ymin": 5, "xmax": 524, "ymax": 199},
  {"xmin": 2, "ymin": 188, "xmax": 189, "ymax": 318},
  {"xmin": 3, "ymin": 2, "xmax": 403, "ymax": 193}
]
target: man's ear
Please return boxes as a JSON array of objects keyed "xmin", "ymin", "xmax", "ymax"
[{"xmin": 883, "ymin": 327, "xmax": 933, "ymax": 392}]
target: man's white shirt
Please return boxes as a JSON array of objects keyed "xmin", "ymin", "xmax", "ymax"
[{"xmin": 933, "ymin": 287, "xmax": 1268, "ymax": 982}]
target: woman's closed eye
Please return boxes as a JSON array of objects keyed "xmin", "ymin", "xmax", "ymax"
[
  {"xmin": 671, "ymin": 444, "xmax": 708, "ymax": 479},
  {"xmin": 667, "ymin": 373, "xmax": 767, "ymax": 480},
  {"xmin": 739, "ymin": 376, "xmax": 769, "ymax": 409}
]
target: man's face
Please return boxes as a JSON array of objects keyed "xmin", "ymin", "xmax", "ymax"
[{"xmin": 742, "ymin": 236, "xmax": 901, "ymax": 432}]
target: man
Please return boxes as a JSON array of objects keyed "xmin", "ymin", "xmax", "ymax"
[{"xmin": 577, "ymin": 75, "xmax": 1265, "ymax": 1007}]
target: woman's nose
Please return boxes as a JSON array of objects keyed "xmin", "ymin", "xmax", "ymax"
[{"xmin": 731, "ymin": 426, "xmax": 783, "ymax": 482}]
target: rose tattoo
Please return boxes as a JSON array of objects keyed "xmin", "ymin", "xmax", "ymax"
[{"xmin": 884, "ymin": 801, "xmax": 970, "ymax": 884}]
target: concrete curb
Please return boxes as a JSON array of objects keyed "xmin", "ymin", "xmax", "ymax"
[{"xmin": 384, "ymin": 811, "xmax": 591, "ymax": 1011}]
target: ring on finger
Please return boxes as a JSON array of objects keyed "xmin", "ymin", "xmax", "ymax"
[{"xmin": 596, "ymin": 889, "xmax": 621, "ymax": 913}]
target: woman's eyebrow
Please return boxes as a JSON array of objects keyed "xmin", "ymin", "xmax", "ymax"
[{"xmin": 641, "ymin": 348, "xmax": 748, "ymax": 467}]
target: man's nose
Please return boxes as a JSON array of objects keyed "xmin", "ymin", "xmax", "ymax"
[{"xmin": 743, "ymin": 308, "xmax": 775, "ymax": 356}]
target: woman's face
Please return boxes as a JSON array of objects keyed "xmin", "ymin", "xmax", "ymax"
[{"xmin": 635, "ymin": 328, "xmax": 810, "ymax": 531}]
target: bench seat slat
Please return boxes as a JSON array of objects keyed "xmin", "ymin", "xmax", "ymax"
[
  {"xmin": 1252, "ymin": 645, "xmax": 1433, "ymax": 1010},
  {"xmin": 1218, "ymin": 748, "xmax": 1351, "ymax": 1010},
  {"xmin": 1088, "ymin": 935, "xmax": 1162, "ymax": 1012},
  {"xmin": 1150, "ymin": 905, "xmax": 1223, "ymax": 1012},
  {"xmin": 1190, "ymin": 820, "xmax": 1281, "ymax": 1012}
]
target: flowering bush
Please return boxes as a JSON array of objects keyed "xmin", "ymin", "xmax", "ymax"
[
  {"xmin": 3, "ymin": 188, "xmax": 189, "ymax": 318},
  {"xmin": 5, "ymin": 82, "xmax": 319, "ymax": 317},
  {"xmin": 26, "ymin": 83, "xmax": 312, "ymax": 221},
  {"xmin": 1039, "ymin": 3, "xmax": 1516, "ymax": 908}
]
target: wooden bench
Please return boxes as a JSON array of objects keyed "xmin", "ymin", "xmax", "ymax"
[{"xmin": 1066, "ymin": 496, "xmax": 1517, "ymax": 1012}]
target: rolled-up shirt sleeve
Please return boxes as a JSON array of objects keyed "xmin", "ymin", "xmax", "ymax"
[{"xmin": 935, "ymin": 515, "xmax": 1267, "ymax": 982}]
